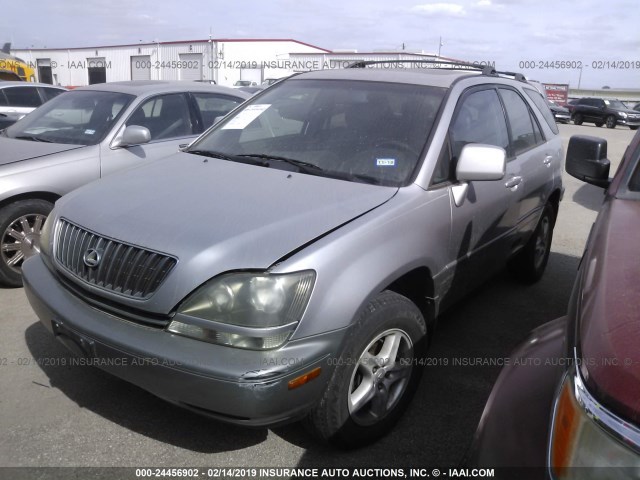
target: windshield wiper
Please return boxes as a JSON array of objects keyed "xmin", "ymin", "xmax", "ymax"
[
  {"xmin": 238, "ymin": 154, "xmax": 324, "ymax": 174},
  {"xmin": 187, "ymin": 149, "xmax": 269, "ymax": 167},
  {"xmin": 13, "ymin": 135, "xmax": 54, "ymax": 143}
]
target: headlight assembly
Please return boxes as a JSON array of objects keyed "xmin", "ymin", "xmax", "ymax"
[
  {"xmin": 549, "ymin": 366, "xmax": 640, "ymax": 478},
  {"xmin": 39, "ymin": 212, "xmax": 54, "ymax": 258},
  {"xmin": 619, "ymin": 112, "xmax": 628, "ymax": 118},
  {"xmin": 168, "ymin": 270, "xmax": 315, "ymax": 350}
]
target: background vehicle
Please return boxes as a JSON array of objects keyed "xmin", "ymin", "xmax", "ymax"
[
  {"xmin": 23, "ymin": 61, "xmax": 563, "ymax": 448},
  {"xmin": 0, "ymin": 81, "xmax": 66, "ymax": 126},
  {"xmin": 233, "ymin": 80, "xmax": 257, "ymax": 87},
  {"xmin": 566, "ymin": 98, "xmax": 579, "ymax": 114},
  {"xmin": 0, "ymin": 50, "xmax": 35, "ymax": 82},
  {"xmin": 571, "ymin": 97, "xmax": 640, "ymax": 129},
  {"xmin": 0, "ymin": 81, "xmax": 248, "ymax": 287},
  {"xmin": 547, "ymin": 100, "xmax": 570, "ymax": 124},
  {"xmin": 468, "ymin": 130, "xmax": 640, "ymax": 476},
  {"xmin": 261, "ymin": 78, "xmax": 283, "ymax": 86},
  {"xmin": 0, "ymin": 70, "xmax": 23, "ymax": 81}
]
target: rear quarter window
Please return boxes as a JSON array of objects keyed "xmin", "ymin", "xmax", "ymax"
[{"xmin": 524, "ymin": 88, "xmax": 559, "ymax": 135}]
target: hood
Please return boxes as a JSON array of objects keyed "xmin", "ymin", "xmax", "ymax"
[
  {"xmin": 58, "ymin": 153, "xmax": 397, "ymax": 310},
  {"xmin": 579, "ymin": 198, "xmax": 640, "ymax": 423},
  {"xmin": 550, "ymin": 105, "xmax": 569, "ymax": 114},
  {"xmin": 0, "ymin": 136, "xmax": 84, "ymax": 167}
]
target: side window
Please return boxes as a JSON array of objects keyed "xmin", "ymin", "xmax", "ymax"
[
  {"xmin": 449, "ymin": 88, "xmax": 509, "ymax": 160},
  {"xmin": 0, "ymin": 91, "xmax": 8, "ymax": 107},
  {"xmin": 499, "ymin": 88, "xmax": 544, "ymax": 155},
  {"xmin": 127, "ymin": 93, "xmax": 193, "ymax": 140},
  {"xmin": 523, "ymin": 88, "xmax": 559, "ymax": 135},
  {"xmin": 41, "ymin": 87, "xmax": 65, "ymax": 102},
  {"xmin": 192, "ymin": 93, "xmax": 243, "ymax": 130},
  {"xmin": 4, "ymin": 87, "xmax": 42, "ymax": 108},
  {"xmin": 436, "ymin": 88, "xmax": 509, "ymax": 183}
]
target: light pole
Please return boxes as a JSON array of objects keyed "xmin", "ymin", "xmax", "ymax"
[
  {"xmin": 578, "ymin": 66, "xmax": 583, "ymax": 89},
  {"xmin": 438, "ymin": 37, "xmax": 443, "ymax": 57}
]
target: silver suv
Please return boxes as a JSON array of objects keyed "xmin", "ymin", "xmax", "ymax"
[{"xmin": 23, "ymin": 62, "xmax": 563, "ymax": 447}]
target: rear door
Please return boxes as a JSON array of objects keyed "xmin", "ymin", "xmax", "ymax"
[{"xmin": 497, "ymin": 87, "xmax": 552, "ymax": 240}]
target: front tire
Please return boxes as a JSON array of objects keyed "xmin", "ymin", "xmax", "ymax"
[
  {"xmin": 0, "ymin": 199, "xmax": 53, "ymax": 287},
  {"xmin": 508, "ymin": 204, "xmax": 555, "ymax": 284},
  {"xmin": 573, "ymin": 113, "xmax": 583, "ymax": 125},
  {"xmin": 631, "ymin": 126, "xmax": 639, "ymax": 131},
  {"xmin": 305, "ymin": 291, "xmax": 427, "ymax": 448},
  {"xmin": 606, "ymin": 115, "xmax": 617, "ymax": 129},
  {"xmin": 595, "ymin": 122, "xmax": 603, "ymax": 127}
]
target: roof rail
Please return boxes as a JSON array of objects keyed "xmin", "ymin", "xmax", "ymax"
[
  {"xmin": 347, "ymin": 59, "xmax": 483, "ymax": 70},
  {"xmin": 481, "ymin": 66, "xmax": 527, "ymax": 83},
  {"xmin": 346, "ymin": 59, "xmax": 529, "ymax": 83}
]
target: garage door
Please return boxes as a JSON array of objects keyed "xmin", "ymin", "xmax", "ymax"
[
  {"xmin": 131, "ymin": 55, "xmax": 151, "ymax": 81},
  {"xmin": 179, "ymin": 53, "xmax": 202, "ymax": 81},
  {"xmin": 239, "ymin": 68, "xmax": 263, "ymax": 85}
]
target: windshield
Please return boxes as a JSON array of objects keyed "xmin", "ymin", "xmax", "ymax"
[
  {"xmin": 604, "ymin": 99, "xmax": 627, "ymax": 110},
  {"xmin": 5, "ymin": 90, "xmax": 134, "ymax": 145},
  {"xmin": 189, "ymin": 79, "xmax": 446, "ymax": 186}
]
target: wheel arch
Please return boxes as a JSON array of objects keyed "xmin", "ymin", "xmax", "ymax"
[
  {"xmin": 547, "ymin": 188, "xmax": 562, "ymax": 226},
  {"xmin": 382, "ymin": 265, "xmax": 436, "ymax": 333},
  {"xmin": 0, "ymin": 191, "xmax": 60, "ymax": 211}
]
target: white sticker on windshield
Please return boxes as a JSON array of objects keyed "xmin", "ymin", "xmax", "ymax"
[
  {"xmin": 222, "ymin": 104, "xmax": 271, "ymax": 129},
  {"xmin": 84, "ymin": 129, "xmax": 96, "ymax": 135},
  {"xmin": 376, "ymin": 158, "xmax": 396, "ymax": 167}
]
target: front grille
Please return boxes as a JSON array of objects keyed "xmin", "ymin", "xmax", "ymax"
[{"xmin": 55, "ymin": 219, "xmax": 177, "ymax": 299}]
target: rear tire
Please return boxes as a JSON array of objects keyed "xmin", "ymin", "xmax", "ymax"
[
  {"xmin": 606, "ymin": 115, "xmax": 617, "ymax": 129},
  {"xmin": 305, "ymin": 291, "xmax": 427, "ymax": 449},
  {"xmin": 0, "ymin": 199, "xmax": 53, "ymax": 288},
  {"xmin": 631, "ymin": 126, "xmax": 639, "ymax": 131},
  {"xmin": 508, "ymin": 204, "xmax": 555, "ymax": 284},
  {"xmin": 573, "ymin": 113, "xmax": 583, "ymax": 125}
]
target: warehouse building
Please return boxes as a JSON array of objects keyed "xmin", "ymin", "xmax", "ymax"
[{"xmin": 11, "ymin": 39, "xmax": 330, "ymax": 88}]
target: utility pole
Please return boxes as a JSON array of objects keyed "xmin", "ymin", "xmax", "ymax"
[{"xmin": 438, "ymin": 37, "xmax": 443, "ymax": 57}]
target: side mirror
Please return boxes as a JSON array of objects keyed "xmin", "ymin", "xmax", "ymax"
[
  {"xmin": 566, "ymin": 135, "xmax": 610, "ymax": 188},
  {"xmin": 452, "ymin": 144, "xmax": 506, "ymax": 207},
  {"xmin": 456, "ymin": 144, "xmax": 506, "ymax": 181},
  {"xmin": 113, "ymin": 125, "xmax": 151, "ymax": 148}
]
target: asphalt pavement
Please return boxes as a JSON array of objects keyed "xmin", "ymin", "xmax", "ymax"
[{"xmin": 0, "ymin": 123, "xmax": 635, "ymax": 472}]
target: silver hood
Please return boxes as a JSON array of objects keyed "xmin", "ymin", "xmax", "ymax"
[
  {"xmin": 56, "ymin": 153, "xmax": 397, "ymax": 312},
  {"xmin": 0, "ymin": 136, "xmax": 84, "ymax": 167}
]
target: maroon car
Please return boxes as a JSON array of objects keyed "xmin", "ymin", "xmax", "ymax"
[{"xmin": 467, "ymin": 130, "xmax": 640, "ymax": 478}]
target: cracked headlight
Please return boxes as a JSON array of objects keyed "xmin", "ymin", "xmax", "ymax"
[{"xmin": 168, "ymin": 271, "xmax": 315, "ymax": 350}]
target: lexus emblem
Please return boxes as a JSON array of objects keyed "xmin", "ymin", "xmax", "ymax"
[{"xmin": 83, "ymin": 248, "xmax": 102, "ymax": 268}]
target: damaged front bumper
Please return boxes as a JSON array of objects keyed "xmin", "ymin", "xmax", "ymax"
[{"xmin": 23, "ymin": 254, "xmax": 344, "ymax": 427}]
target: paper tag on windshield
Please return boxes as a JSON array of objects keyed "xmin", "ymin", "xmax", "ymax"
[
  {"xmin": 84, "ymin": 129, "xmax": 96, "ymax": 135},
  {"xmin": 376, "ymin": 158, "xmax": 396, "ymax": 167},
  {"xmin": 222, "ymin": 104, "xmax": 271, "ymax": 129}
]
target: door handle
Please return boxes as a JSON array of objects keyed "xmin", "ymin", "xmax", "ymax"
[
  {"xmin": 505, "ymin": 176, "xmax": 522, "ymax": 190},
  {"xmin": 543, "ymin": 156, "xmax": 553, "ymax": 167}
]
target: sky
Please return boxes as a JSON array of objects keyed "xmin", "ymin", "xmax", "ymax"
[{"xmin": 3, "ymin": 0, "xmax": 639, "ymax": 89}]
